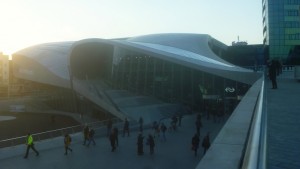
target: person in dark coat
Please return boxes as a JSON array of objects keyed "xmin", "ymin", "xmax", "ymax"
[
  {"xmin": 269, "ymin": 60, "xmax": 278, "ymax": 89},
  {"xmin": 83, "ymin": 126, "xmax": 89, "ymax": 145},
  {"xmin": 109, "ymin": 130, "xmax": 116, "ymax": 152},
  {"xmin": 160, "ymin": 122, "xmax": 167, "ymax": 141},
  {"xmin": 195, "ymin": 119, "xmax": 202, "ymax": 136},
  {"xmin": 202, "ymin": 133, "xmax": 211, "ymax": 155},
  {"xmin": 107, "ymin": 118, "xmax": 113, "ymax": 137},
  {"xmin": 137, "ymin": 133, "xmax": 144, "ymax": 155},
  {"xmin": 123, "ymin": 118, "xmax": 130, "ymax": 137},
  {"xmin": 178, "ymin": 113, "xmax": 183, "ymax": 127},
  {"xmin": 87, "ymin": 128, "xmax": 96, "ymax": 147},
  {"xmin": 147, "ymin": 134, "xmax": 155, "ymax": 155},
  {"xmin": 191, "ymin": 134, "xmax": 200, "ymax": 157},
  {"xmin": 139, "ymin": 117, "xmax": 144, "ymax": 132},
  {"xmin": 113, "ymin": 127, "xmax": 119, "ymax": 146}
]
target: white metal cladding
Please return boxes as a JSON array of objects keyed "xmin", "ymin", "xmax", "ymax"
[
  {"xmin": 12, "ymin": 33, "xmax": 261, "ymax": 88},
  {"xmin": 130, "ymin": 41, "xmax": 234, "ymax": 68},
  {"xmin": 14, "ymin": 41, "xmax": 74, "ymax": 80}
]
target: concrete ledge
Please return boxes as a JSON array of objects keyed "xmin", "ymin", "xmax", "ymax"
[{"xmin": 196, "ymin": 77, "xmax": 263, "ymax": 169}]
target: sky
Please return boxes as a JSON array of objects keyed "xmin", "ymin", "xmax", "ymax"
[{"xmin": 0, "ymin": 0, "xmax": 263, "ymax": 55}]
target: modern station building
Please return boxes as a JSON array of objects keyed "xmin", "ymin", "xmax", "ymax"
[
  {"xmin": 262, "ymin": 0, "xmax": 300, "ymax": 64},
  {"xmin": 11, "ymin": 34, "xmax": 261, "ymax": 123}
]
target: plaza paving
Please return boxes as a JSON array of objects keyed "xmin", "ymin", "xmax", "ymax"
[
  {"xmin": 0, "ymin": 113, "xmax": 227, "ymax": 169},
  {"xmin": 266, "ymin": 72, "xmax": 300, "ymax": 169}
]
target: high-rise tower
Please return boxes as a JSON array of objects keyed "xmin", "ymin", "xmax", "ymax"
[{"xmin": 262, "ymin": 0, "xmax": 300, "ymax": 64}]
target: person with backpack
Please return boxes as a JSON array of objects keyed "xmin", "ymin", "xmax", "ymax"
[{"xmin": 64, "ymin": 134, "xmax": 73, "ymax": 155}]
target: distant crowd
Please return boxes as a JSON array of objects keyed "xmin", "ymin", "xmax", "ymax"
[{"xmin": 23, "ymin": 113, "xmax": 214, "ymax": 159}]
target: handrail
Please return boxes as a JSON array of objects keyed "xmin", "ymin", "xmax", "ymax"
[
  {"xmin": 0, "ymin": 118, "xmax": 120, "ymax": 148},
  {"xmin": 241, "ymin": 75, "xmax": 267, "ymax": 169}
]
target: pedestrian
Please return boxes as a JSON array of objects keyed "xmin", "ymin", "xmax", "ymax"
[
  {"xmin": 269, "ymin": 60, "xmax": 278, "ymax": 89},
  {"xmin": 137, "ymin": 133, "xmax": 144, "ymax": 155},
  {"xmin": 83, "ymin": 125, "xmax": 90, "ymax": 145},
  {"xmin": 64, "ymin": 134, "xmax": 73, "ymax": 155},
  {"xmin": 195, "ymin": 118, "xmax": 202, "ymax": 136},
  {"xmin": 109, "ymin": 130, "xmax": 116, "ymax": 152},
  {"xmin": 87, "ymin": 128, "xmax": 96, "ymax": 147},
  {"xmin": 24, "ymin": 133, "xmax": 39, "ymax": 159},
  {"xmin": 171, "ymin": 115, "xmax": 178, "ymax": 130},
  {"xmin": 113, "ymin": 127, "xmax": 119, "ymax": 146},
  {"xmin": 107, "ymin": 118, "xmax": 113, "ymax": 137},
  {"xmin": 152, "ymin": 121, "xmax": 160, "ymax": 138},
  {"xmin": 160, "ymin": 122, "xmax": 167, "ymax": 141},
  {"xmin": 191, "ymin": 133, "xmax": 200, "ymax": 157},
  {"xmin": 146, "ymin": 134, "xmax": 155, "ymax": 155},
  {"xmin": 139, "ymin": 117, "xmax": 144, "ymax": 132},
  {"xmin": 178, "ymin": 113, "xmax": 183, "ymax": 127},
  {"xmin": 202, "ymin": 132, "xmax": 211, "ymax": 155},
  {"xmin": 123, "ymin": 118, "xmax": 130, "ymax": 137}
]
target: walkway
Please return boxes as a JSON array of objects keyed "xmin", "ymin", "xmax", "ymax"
[
  {"xmin": 266, "ymin": 72, "xmax": 300, "ymax": 169},
  {"xmin": 0, "ymin": 113, "xmax": 228, "ymax": 169}
]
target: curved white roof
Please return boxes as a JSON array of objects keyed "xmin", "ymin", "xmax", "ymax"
[
  {"xmin": 12, "ymin": 33, "xmax": 261, "ymax": 89},
  {"xmin": 13, "ymin": 41, "xmax": 74, "ymax": 88}
]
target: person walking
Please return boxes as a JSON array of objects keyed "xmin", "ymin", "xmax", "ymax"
[
  {"xmin": 139, "ymin": 117, "xmax": 144, "ymax": 132},
  {"xmin": 147, "ymin": 134, "xmax": 155, "ymax": 155},
  {"xmin": 137, "ymin": 133, "xmax": 144, "ymax": 155},
  {"xmin": 24, "ymin": 133, "xmax": 39, "ymax": 159},
  {"xmin": 178, "ymin": 113, "xmax": 183, "ymax": 127},
  {"xmin": 195, "ymin": 118, "xmax": 202, "ymax": 136},
  {"xmin": 87, "ymin": 128, "xmax": 96, "ymax": 147},
  {"xmin": 171, "ymin": 115, "xmax": 178, "ymax": 131},
  {"xmin": 64, "ymin": 134, "xmax": 73, "ymax": 155},
  {"xmin": 269, "ymin": 60, "xmax": 278, "ymax": 89},
  {"xmin": 202, "ymin": 133, "xmax": 211, "ymax": 155},
  {"xmin": 123, "ymin": 118, "xmax": 130, "ymax": 137},
  {"xmin": 107, "ymin": 118, "xmax": 113, "ymax": 137},
  {"xmin": 109, "ymin": 130, "xmax": 116, "ymax": 152},
  {"xmin": 113, "ymin": 127, "xmax": 119, "ymax": 146},
  {"xmin": 83, "ymin": 125, "xmax": 90, "ymax": 145},
  {"xmin": 152, "ymin": 121, "xmax": 160, "ymax": 138},
  {"xmin": 160, "ymin": 122, "xmax": 167, "ymax": 142},
  {"xmin": 191, "ymin": 133, "xmax": 200, "ymax": 157}
]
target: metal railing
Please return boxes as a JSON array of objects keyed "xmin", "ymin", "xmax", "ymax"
[
  {"xmin": 0, "ymin": 118, "xmax": 120, "ymax": 148},
  {"xmin": 241, "ymin": 75, "xmax": 267, "ymax": 169}
]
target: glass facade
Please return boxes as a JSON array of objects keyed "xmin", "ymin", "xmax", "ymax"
[
  {"xmin": 111, "ymin": 47, "xmax": 250, "ymax": 114},
  {"xmin": 263, "ymin": 0, "xmax": 300, "ymax": 64}
]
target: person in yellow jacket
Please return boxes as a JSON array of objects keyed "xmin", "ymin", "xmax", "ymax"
[
  {"xmin": 64, "ymin": 134, "xmax": 73, "ymax": 155},
  {"xmin": 24, "ymin": 133, "xmax": 39, "ymax": 159}
]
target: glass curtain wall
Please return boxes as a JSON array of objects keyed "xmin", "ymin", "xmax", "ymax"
[
  {"xmin": 112, "ymin": 48, "xmax": 249, "ymax": 113},
  {"xmin": 263, "ymin": 0, "xmax": 300, "ymax": 64}
]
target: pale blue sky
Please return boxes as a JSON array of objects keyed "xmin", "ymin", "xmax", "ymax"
[{"xmin": 0, "ymin": 0, "xmax": 262, "ymax": 55}]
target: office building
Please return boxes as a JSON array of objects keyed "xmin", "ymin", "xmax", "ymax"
[{"xmin": 262, "ymin": 0, "xmax": 300, "ymax": 64}]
